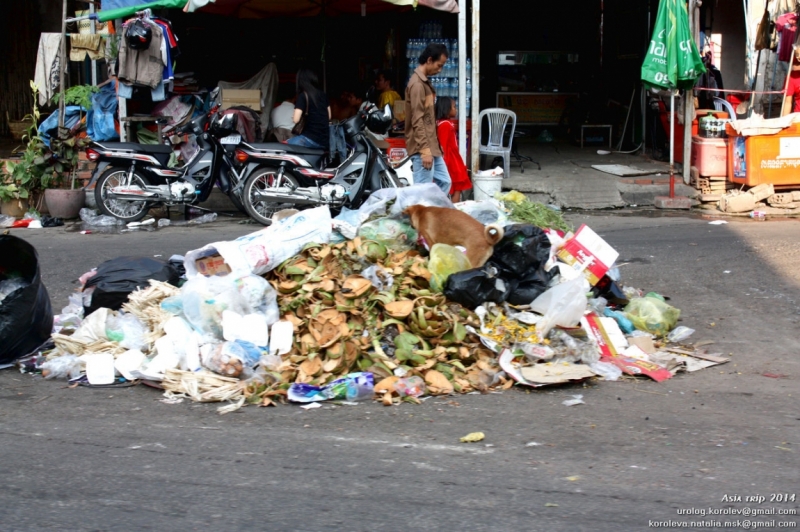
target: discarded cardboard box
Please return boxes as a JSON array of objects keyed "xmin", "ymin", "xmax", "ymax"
[
  {"xmin": 556, "ymin": 225, "xmax": 619, "ymax": 286},
  {"xmin": 626, "ymin": 334, "xmax": 656, "ymax": 354},
  {"xmin": 195, "ymin": 254, "xmax": 232, "ymax": 276},
  {"xmin": 221, "ymin": 89, "xmax": 261, "ymax": 111},
  {"xmin": 749, "ymin": 183, "xmax": 774, "ymax": 202},
  {"xmin": 719, "ymin": 192, "xmax": 756, "ymax": 213}
]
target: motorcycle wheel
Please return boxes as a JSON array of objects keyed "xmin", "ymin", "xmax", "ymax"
[
  {"xmin": 242, "ymin": 168, "xmax": 301, "ymax": 226},
  {"xmin": 94, "ymin": 167, "xmax": 152, "ymax": 223}
]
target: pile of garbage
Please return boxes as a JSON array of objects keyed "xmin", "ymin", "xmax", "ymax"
[{"xmin": 14, "ymin": 185, "xmax": 728, "ymax": 411}]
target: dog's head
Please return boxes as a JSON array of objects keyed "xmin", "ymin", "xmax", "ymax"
[{"xmin": 402, "ymin": 205, "xmax": 425, "ymax": 228}]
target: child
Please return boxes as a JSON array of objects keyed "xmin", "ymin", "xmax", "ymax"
[{"xmin": 435, "ymin": 96, "xmax": 472, "ymax": 203}]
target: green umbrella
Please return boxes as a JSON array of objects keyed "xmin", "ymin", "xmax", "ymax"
[
  {"xmin": 642, "ymin": 0, "xmax": 705, "ymax": 91},
  {"xmin": 642, "ymin": 0, "xmax": 705, "ymax": 198},
  {"xmin": 97, "ymin": 0, "xmax": 188, "ymax": 22}
]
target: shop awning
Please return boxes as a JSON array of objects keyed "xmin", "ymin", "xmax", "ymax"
[
  {"xmin": 96, "ymin": 0, "xmax": 189, "ymax": 22},
  {"xmin": 93, "ymin": 0, "xmax": 456, "ymax": 22}
]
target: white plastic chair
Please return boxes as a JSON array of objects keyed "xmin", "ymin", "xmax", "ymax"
[
  {"xmin": 478, "ymin": 108, "xmax": 516, "ymax": 178},
  {"xmin": 713, "ymin": 97, "xmax": 737, "ymax": 122}
]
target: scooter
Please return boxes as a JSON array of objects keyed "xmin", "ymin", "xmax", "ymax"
[
  {"xmin": 234, "ymin": 103, "xmax": 403, "ymax": 225},
  {"xmin": 86, "ymin": 112, "xmax": 246, "ymax": 222}
]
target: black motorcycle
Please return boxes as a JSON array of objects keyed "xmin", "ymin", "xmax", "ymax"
[
  {"xmin": 86, "ymin": 112, "xmax": 246, "ymax": 222},
  {"xmin": 234, "ymin": 103, "xmax": 402, "ymax": 226}
]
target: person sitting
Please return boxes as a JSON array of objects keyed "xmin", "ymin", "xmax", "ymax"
[
  {"xmin": 288, "ymin": 68, "xmax": 330, "ymax": 150},
  {"xmin": 376, "ymin": 70, "xmax": 402, "ymax": 110},
  {"xmin": 270, "ymin": 95, "xmax": 296, "ymax": 142}
]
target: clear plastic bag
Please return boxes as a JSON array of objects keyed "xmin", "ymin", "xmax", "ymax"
[
  {"xmin": 666, "ymin": 325, "xmax": 695, "ymax": 343},
  {"xmin": 41, "ymin": 355, "xmax": 83, "ymax": 380},
  {"xmin": 548, "ymin": 329, "xmax": 599, "ymax": 365},
  {"xmin": 624, "ymin": 295, "xmax": 680, "ymax": 337},
  {"xmin": 455, "ymin": 200, "xmax": 508, "ymax": 225},
  {"xmin": 105, "ymin": 312, "xmax": 149, "ymax": 351},
  {"xmin": 361, "ymin": 265, "xmax": 394, "ymax": 291},
  {"xmin": 530, "ymin": 276, "xmax": 589, "ymax": 336},
  {"xmin": 0, "ymin": 215, "xmax": 16, "ymax": 228},
  {"xmin": 79, "ymin": 208, "xmax": 124, "ymax": 226},
  {"xmin": 428, "ymin": 243, "xmax": 472, "ymax": 293},
  {"xmin": 201, "ymin": 341, "xmax": 263, "ymax": 378},
  {"xmin": 357, "ymin": 218, "xmax": 418, "ymax": 249},
  {"xmin": 180, "ymin": 275, "xmax": 253, "ymax": 339}
]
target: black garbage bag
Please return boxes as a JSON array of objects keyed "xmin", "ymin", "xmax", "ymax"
[
  {"xmin": 83, "ymin": 256, "xmax": 181, "ymax": 315},
  {"xmin": 443, "ymin": 266, "xmax": 510, "ymax": 309},
  {"xmin": 0, "ymin": 235, "xmax": 54, "ymax": 364},
  {"xmin": 443, "ymin": 224, "xmax": 556, "ymax": 309},
  {"xmin": 591, "ymin": 274, "xmax": 629, "ymax": 307}
]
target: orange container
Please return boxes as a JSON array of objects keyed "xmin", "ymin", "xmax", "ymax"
[
  {"xmin": 691, "ymin": 136, "xmax": 728, "ymax": 177},
  {"xmin": 727, "ymin": 122, "xmax": 800, "ymax": 187}
]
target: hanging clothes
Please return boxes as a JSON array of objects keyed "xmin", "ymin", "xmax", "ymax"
[
  {"xmin": 118, "ymin": 19, "xmax": 165, "ymax": 89},
  {"xmin": 34, "ymin": 33, "xmax": 63, "ymax": 106},
  {"xmin": 70, "ymin": 34, "xmax": 105, "ymax": 61},
  {"xmin": 775, "ymin": 12, "xmax": 798, "ymax": 62}
]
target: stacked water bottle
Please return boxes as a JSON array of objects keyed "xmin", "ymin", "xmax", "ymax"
[{"xmin": 405, "ymin": 22, "xmax": 472, "ymax": 116}]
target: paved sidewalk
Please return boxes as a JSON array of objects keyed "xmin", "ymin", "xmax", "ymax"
[{"xmin": 498, "ymin": 138, "xmax": 697, "ymax": 209}]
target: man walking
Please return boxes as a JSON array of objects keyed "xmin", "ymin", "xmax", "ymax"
[{"xmin": 405, "ymin": 43, "xmax": 451, "ymax": 194}]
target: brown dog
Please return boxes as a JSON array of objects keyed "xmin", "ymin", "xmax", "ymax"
[{"xmin": 403, "ymin": 205, "xmax": 504, "ymax": 268}]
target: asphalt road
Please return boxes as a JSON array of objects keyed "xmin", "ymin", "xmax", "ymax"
[{"xmin": 1, "ymin": 211, "xmax": 799, "ymax": 531}]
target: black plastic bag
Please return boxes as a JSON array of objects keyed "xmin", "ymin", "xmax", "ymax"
[
  {"xmin": 444, "ymin": 267, "xmax": 509, "ymax": 309},
  {"xmin": 0, "ymin": 235, "xmax": 54, "ymax": 364},
  {"xmin": 443, "ymin": 224, "xmax": 556, "ymax": 309},
  {"xmin": 83, "ymin": 256, "xmax": 181, "ymax": 315}
]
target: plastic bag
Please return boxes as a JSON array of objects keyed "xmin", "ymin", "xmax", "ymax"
[
  {"xmin": 624, "ymin": 295, "xmax": 680, "ymax": 337},
  {"xmin": 487, "ymin": 224, "xmax": 555, "ymax": 305},
  {"xmin": 105, "ymin": 312, "xmax": 149, "ymax": 351},
  {"xmin": 603, "ymin": 307, "xmax": 635, "ymax": 334},
  {"xmin": 0, "ymin": 278, "xmax": 30, "ymax": 303},
  {"xmin": 395, "ymin": 375, "xmax": 426, "ymax": 398},
  {"xmin": 222, "ymin": 310, "xmax": 269, "ymax": 347},
  {"xmin": 530, "ymin": 276, "xmax": 589, "ymax": 337},
  {"xmin": 41, "ymin": 355, "xmax": 82, "ymax": 380},
  {"xmin": 548, "ymin": 329, "xmax": 599, "ymax": 365},
  {"xmin": 184, "ymin": 206, "xmax": 332, "ymax": 277},
  {"xmin": 0, "ymin": 214, "xmax": 17, "ymax": 228},
  {"xmin": 83, "ymin": 256, "xmax": 181, "ymax": 315},
  {"xmin": 455, "ymin": 200, "xmax": 508, "ymax": 225},
  {"xmin": 288, "ymin": 372, "xmax": 375, "ymax": 403},
  {"xmin": 201, "ymin": 341, "xmax": 263, "ymax": 378},
  {"xmin": 357, "ymin": 218, "xmax": 417, "ymax": 249},
  {"xmin": 361, "ymin": 265, "xmax": 394, "ymax": 291},
  {"xmin": 79, "ymin": 208, "xmax": 125, "ymax": 226},
  {"xmin": 589, "ymin": 360, "xmax": 623, "ymax": 381},
  {"xmin": 181, "ymin": 273, "xmax": 278, "ymax": 339},
  {"xmin": 666, "ymin": 325, "xmax": 695, "ymax": 343},
  {"xmin": 0, "ymin": 235, "xmax": 54, "ymax": 364},
  {"xmin": 429, "ymin": 243, "xmax": 472, "ymax": 293},
  {"xmin": 444, "ymin": 266, "xmax": 510, "ymax": 309}
]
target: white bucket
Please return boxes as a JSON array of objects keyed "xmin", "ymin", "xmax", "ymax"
[{"xmin": 472, "ymin": 171, "xmax": 504, "ymax": 202}]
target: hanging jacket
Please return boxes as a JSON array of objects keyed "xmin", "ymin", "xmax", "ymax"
[{"xmin": 118, "ymin": 21, "xmax": 165, "ymax": 89}]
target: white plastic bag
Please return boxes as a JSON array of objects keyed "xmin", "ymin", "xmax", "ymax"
[
  {"xmin": 530, "ymin": 276, "xmax": 589, "ymax": 336},
  {"xmin": 105, "ymin": 312, "xmax": 148, "ymax": 351},
  {"xmin": 183, "ymin": 206, "xmax": 333, "ymax": 277}
]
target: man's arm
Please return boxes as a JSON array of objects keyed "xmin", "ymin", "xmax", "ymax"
[{"xmin": 408, "ymin": 83, "xmax": 431, "ymax": 156}]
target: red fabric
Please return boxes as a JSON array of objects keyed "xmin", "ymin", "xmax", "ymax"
[
  {"xmin": 775, "ymin": 13, "xmax": 798, "ymax": 62},
  {"xmin": 437, "ymin": 119, "xmax": 471, "ymax": 193},
  {"xmin": 788, "ymin": 72, "xmax": 800, "ymax": 113}
]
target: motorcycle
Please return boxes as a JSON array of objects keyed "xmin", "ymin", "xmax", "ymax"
[
  {"xmin": 234, "ymin": 103, "xmax": 403, "ymax": 225},
  {"xmin": 86, "ymin": 111, "xmax": 247, "ymax": 223}
]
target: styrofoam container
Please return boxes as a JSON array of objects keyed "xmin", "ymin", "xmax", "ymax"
[{"xmin": 691, "ymin": 136, "xmax": 728, "ymax": 177}]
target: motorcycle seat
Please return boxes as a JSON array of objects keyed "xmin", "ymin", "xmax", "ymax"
[
  {"xmin": 100, "ymin": 142, "xmax": 174, "ymax": 154},
  {"xmin": 249, "ymin": 142, "xmax": 326, "ymax": 156}
]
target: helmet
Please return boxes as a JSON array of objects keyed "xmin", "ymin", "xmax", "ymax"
[
  {"xmin": 125, "ymin": 20, "xmax": 152, "ymax": 50},
  {"xmin": 211, "ymin": 113, "xmax": 238, "ymax": 137},
  {"xmin": 366, "ymin": 105, "xmax": 392, "ymax": 135}
]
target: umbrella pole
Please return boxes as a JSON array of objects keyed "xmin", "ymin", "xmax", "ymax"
[{"xmin": 669, "ymin": 91, "xmax": 675, "ymax": 199}]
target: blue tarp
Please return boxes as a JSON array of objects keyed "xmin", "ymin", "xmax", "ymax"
[
  {"xmin": 37, "ymin": 106, "xmax": 86, "ymax": 148},
  {"xmin": 86, "ymin": 83, "xmax": 120, "ymax": 142}
]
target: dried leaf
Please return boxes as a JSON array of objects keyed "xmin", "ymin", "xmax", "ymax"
[
  {"xmin": 385, "ymin": 300, "xmax": 414, "ymax": 318},
  {"xmin": 425, "ymin": 369, "xmax": 454, "ymax": 394},
  {"xmin": 374, "ymin": 376, "xmax": 400, "ymax": 394}
]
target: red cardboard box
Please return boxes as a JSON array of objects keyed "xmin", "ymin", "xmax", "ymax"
[{"xmin": 556, "ymin": 225, "xmax": 619, "ymax": 286}]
